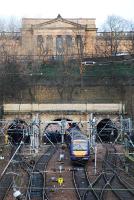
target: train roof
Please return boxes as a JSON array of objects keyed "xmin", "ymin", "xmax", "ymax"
[
  {"xmin": 72, "ymin": 135, "xmax": 88, "ymax": 140},
  {"xmin": 67, "ymin": 127, "xmax": 88, "ymax": 140}
]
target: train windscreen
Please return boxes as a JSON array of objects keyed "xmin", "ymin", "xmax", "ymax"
[{"xmin": 73, "ymin": 140, "xmax": 88, "ymax": 151}]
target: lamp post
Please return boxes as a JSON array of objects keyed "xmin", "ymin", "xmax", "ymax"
[
  {"xmin": 90, "ymin": 113, "xmax": 97, "ymax": 175},
  {"xmin": 30, "ymin": 114, "xmax": 40, "ymax": 153}
]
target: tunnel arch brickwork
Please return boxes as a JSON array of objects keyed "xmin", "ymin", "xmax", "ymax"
[{"xmin": 3, "ymin": 103, "xmax": 123, "ymax": 140}]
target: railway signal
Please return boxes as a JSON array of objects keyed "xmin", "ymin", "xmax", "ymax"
[
  {"xmin": 58, "ymin": 177, "xmax": 64, "ymax": 186},
  {"xmin": 30, "ymin": 113, "xmax": 40, "ymax": 153},
  {"xmin": 61, "ymin": 120, "xmax": 67, "ymax": 144}
]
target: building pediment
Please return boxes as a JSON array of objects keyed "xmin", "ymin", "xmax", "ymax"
[{"xmin": 32, "ymin": 14, "xmax": 86, "ymax": 30}]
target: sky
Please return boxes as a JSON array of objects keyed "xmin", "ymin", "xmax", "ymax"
[{"xmin": 0, "ymin": 0, "xmax": 134, "ymax": 28}]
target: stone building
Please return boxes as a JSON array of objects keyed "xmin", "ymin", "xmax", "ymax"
[
  {"xmin": 21, "ymin": 14, "xmax": 97, "ymax": 57},
  {"xmin": 0, "ymin": 14, "xmax": 97, "ymax": 59},
  {"xmin": 0, "ymin": 14, "xmax": 133, "ymax": 60},
  {"xmin": 96, "ymin": 31, "xmax": 133, "ymax": 57}
]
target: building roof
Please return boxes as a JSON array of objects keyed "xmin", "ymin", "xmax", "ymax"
[{"xmin": 22, "ymin": 14, "xmax": 96, "ymax": 29}]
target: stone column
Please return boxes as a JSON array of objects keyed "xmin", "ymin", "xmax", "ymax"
[
  {"xmin": 53, "ymin": 36, "xmax": 56, "ymax": 55},
  {"xmin": 43, "ymin": 35, "xmax": 46, "ymax": 50},
  {"xmin": 33, "ymin": 35, "xmax": 38, "ymax": 58},
  {"xmin": 63, "ymin": 35, "xmax": 66, "ymax": 55},
  {"xmin": 72, "ymin": 36, "xmax": 76, "ymax": 55}
]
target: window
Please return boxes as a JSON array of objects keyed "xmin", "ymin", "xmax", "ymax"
[
  {"xmin": 75, "ymin": 35, "xmax": 83, "ymax": 54},
  {"xmin": 73, "ymin": 141, "xmax": 88, "ymax": 151},
  {"xmin": 75, "ymin": 35, "xmax": 82, "ymax": 46},
  {"xmin": 46, "ymin": 35, "xmax": 53, "ymax": 50},
  {"xmin": 66, "ymin": 35, "xmax": 72, "ymax": 48},
  {"xmin": 56, "ymin": 35, "xmax": 64, "ymax": 54},
  {"xmin": 37, "ymin": 35, "xmax": 44, "ymax": 47}
]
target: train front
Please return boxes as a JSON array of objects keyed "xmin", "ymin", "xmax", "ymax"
[{"xmin": 70, "ymin": 139, "xmax": 90, "ymax": 162}]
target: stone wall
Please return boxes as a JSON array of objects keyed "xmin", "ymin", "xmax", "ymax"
[
  {"xmin": 7, "ymin": 84, "xmax": 134, "ymax": 118},
  {"xmin": 3, "ymin": 104, "xmax": 121, "ymax": 135},
  {"xmin": 20, "ymin": 86, "xmax": 121, "ymax": 103}
]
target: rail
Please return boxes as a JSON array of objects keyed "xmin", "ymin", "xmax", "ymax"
[{"xmin": 27, "ymin": 145, "xmax": 56, "ymax": 200}]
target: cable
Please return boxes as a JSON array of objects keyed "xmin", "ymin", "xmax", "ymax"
[{"xmin": 0, "ymin": 185, "xmax": 134, "ymax": 191}]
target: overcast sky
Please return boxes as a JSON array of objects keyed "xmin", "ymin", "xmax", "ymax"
[{"xmin": 0, "ymin": 0, "xmax": 134, "ymax": 28}]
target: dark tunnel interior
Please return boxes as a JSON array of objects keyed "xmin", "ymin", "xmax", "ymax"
[
  {"xmin": 97, "ymin": 118, "xmax": 118, "ymax": 142},
  {"xmin": 7, "ymin": 119, "xmax": 30, "ymax": 145},
  {"xmin": 43, "ymin": 118, "xmax": 72, "ymax": 143}
]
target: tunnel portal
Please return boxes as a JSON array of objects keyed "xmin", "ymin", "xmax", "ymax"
[
  {"xmin": 97, "ymin": 118, "xmax": 118, "ymax": 142},
  {"xmin": 7, "ymin": 119, "xmax": 30, "ymax": 145}
]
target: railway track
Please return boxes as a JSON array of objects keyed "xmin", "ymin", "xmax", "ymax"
[
  {"xmin": 0, "ymin": 146, "xmax": 22, "ymax": 200},
  {"xmin": 0, "ymin": 146, "xmax": 17, "ymax": 200},
  {"xmin": 100, "ymin": 183, "xmax": 119, "ymax": 200},
  {"xmin": 0, "ymin": 145, "xmax": 33, "ymax": 200},
  {"xmin": 82, "ymin": 143, "xmax": 134, "ymax": 200},
  {"xmin": 27, "ymin": 145, "xmax": 56, "ymax": 200},
  {"xmin": 1, "ymin": 142, "xmax": 134, "ymax": 200},
  {"xmin": 91, "ymin": 172, "xmax": 107, "ymax": 199},
  {"xmin": 0, "ymin": 173, "xmax": 13, "ymax": 200},
  {"xmin": 72, "ymin": 166, "xmax": 98, "ymax": 200},
  {"xmin": 90, "ymin": 144, "xmax": 134, "ymax": 200},
  {"xmin": 110, "ymin": 174, "xmax": 134, "ymax": 199}
]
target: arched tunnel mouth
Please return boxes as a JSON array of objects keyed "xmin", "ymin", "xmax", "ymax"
[
  {"xmin": 7, "ymin": 119, "xmax": 30, "ymax": 145},
  {"xmin": 97, "ymin": 119, "xmax": 118, "ymax": 142},
  {"xmin": 43, "ymin": 118, "xmax": 72, "ymax": 144}
]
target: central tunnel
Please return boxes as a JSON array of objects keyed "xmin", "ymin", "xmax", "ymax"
[
  {"xmin": 43, "ymin": 123, "xmax": 62, "ymax": 143},
  {"xmin": 97, "ymin": 118, "xmax": 118, "ymax": 142},
  {"xmin": 43, "ymin": 118, "xmax": 72, "ymax": 144}
]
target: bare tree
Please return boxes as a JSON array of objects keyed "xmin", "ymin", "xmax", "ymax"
[
  {"xmin": 125, "ymin": 21, "xmax": 134, "ymax": 54},
  {"xmin": 0, "ymin": 18, "xmax": 6, "ymax": 31},
  {"xmin": 0, "ymin": 16, "xmax": 21, "ymax": 32},
  {"xmin": 0, "ymin": 16, "xmax": 21, "ymax": 63},
  {"xmin": 7, "ymin": 16, "xmax": 21, "ymax": 32},
  {"xmin": 96, "ymin": 15, "xmax": 127, "ymax": 56}
]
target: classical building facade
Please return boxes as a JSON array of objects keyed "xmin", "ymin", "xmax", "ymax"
[
  {"xmin": 0, "ymin": 14, "xmax": 133, "ymax": 60},
  {"xmin": 21, "ymin": 14, "xmax": 97, "ymax": 57},
  {"xmin": 0, "ymin": 14, "xmax": 97, "ymax": 59}
]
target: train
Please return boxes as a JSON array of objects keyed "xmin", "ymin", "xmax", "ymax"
[
  {"xmin": 65, "ymin": 124, "xmax": 90, "ymax": 162},
  {"xmin": 42, "ymin": 122, "xmax": 90, "ymax": 162}
]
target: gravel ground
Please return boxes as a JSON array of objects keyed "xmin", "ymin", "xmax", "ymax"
[
  {"xmin": 0, "ymin": 144, "xmax": 12, "ymax": 175},
  {"xmin": 86, "ymin": 143, "xmax": 106, "ymax": 183},
  {"xmin": 46, "ymin": 144, "xmax": 77, "ymax": 200}
]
